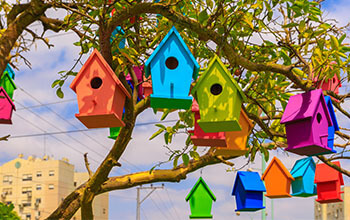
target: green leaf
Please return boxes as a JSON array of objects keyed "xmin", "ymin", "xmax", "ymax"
[
  {"xmin": 189, "ymin": 151, "xmax": 200, "ymax": 160},
  {"xmin": 330, "ymin": 35, "xmax": 339, "ymax": 51},
  {"xmin": 51, "ymin": 79, "xmax": 61, "ymax": 88},
  {"xmin": 155, "ymin": 124, "xmax": 166, "ymax": 129},
  {"xmin": 56, "ymin": 88, "xmax": 64, "ymax": 99},
  {"xmin": 198, "ymin": 10, "xmax": 209, "ymax": 24},
  {"xmin": 182, "ymin": 154, "xmax": 190, "ymax": 166},
  {"xmin": 161, "ymin": 109, "xmax": 171, "ymax": 120},
  {"xmin": 149, "ymin": 128, "xmax": 163, "ymax": 140},
  {"xmin": 173, "ymin": 155, "xmax": 180, "ymax": 168}
]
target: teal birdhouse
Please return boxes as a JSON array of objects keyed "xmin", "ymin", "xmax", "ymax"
[
  {"xmin": 191, "ymin": 55, "xmax": 247, "ymax": 133},
  {"xmin": 145, "ymin": 26, "xmax": 200, "ymax": 110},
  {"xmin": 290, "ymin": 157, "xmax": 317, "ymax": 197},
  {"xmin": 0, "ymin": 71, "xmax": 16, "ymax": 100},
  {"xmin": 185, "ymin": 177, "xmax": 216, "ymax": 219},
  {"xmin": 4, "ymin": 64, "xmax": 15, "ymax": 79}
]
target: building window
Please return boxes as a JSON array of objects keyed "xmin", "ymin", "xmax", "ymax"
[
  {"xmin": 3, "ymin": 175, "xmax": 13, "ymax": 184},
  {"xmin": 48, "ymin": 184, "xmax": 54, "ymax": 190},
  {"xmin": 6, "ymin": 201, "xmax": 11, "ymax": 205},
  {"xmin": 36, "ymin": 184, "xmax": 42, "ymax": 191},
  {"xmin": 2, "ymin": 188, "xmax": 12, "ymax": 196},
  {"xmin": 22, "ymin": 200, "xmax": 31, "ymax": 207},
  {"xmin": 35, "ymin": 198, "xmax": 41, "ymax": 204},
  {"xmin": 74, "ymin": 182, "xmax": 77, "ymax": 187},
  {"xmin": 25, "ymin": 213, "xmax": 31, "ymax": 220},
  {"xmin": 22, "ymin": 187, "xmax": 32, "ymax": 195},
  {"xmin": 103, "ymin": 208, "xmax": 106, "ymax": 214},
  {"xmin": 22, "ymin": 174, "xmax": 32, "ymax": 181},
  {"xmin": 49, "ymin": 170, "xmax": 55, "ymax": 176},
  {"xmin": 36, "ymin": 171, "xmax": 42, "ymax": 177}
]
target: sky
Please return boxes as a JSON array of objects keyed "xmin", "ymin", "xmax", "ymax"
[{"xmin": 0, "ymin": 1, "xmax": 350, "ymax": 220}]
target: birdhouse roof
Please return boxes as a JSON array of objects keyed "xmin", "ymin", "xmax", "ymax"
[
  {"xmin": 1, "ymin": 71, "xmax": 17, "ymax": 90},
  {"xmin": 315, "ymin": 161, "xmax": 344, "ymax": 184},
  {"xmin": 290, "ymin": 157, "xmax": 315, "ymax": 178},
  {"xmin": 324, "ymin": 96, "xmax": 339, "ymax": 131},
  {"xmin": 70, "ymin": 49, "xmax": 130, "ymax": 98},
  {"xmin": 4, "ymin": 64, "xmax": 15, "ymax": 79},
  {"xmin": 185, "ymin": 177, "xmax": 216, "ymax": 201},
  {"xmin": 262, "ymin": 157, "xmax": 294, "ymax": 180},
  {"xmin": 191, "ymin": 55, "xmax": 247, "ymax": 102},
  {"xmin": 0, "ymin": 87, "xmax": 15, "ymax": 110},
  {"xmin": 145, "ymin": 26, "xmax": 200, "ymax": 79},
  {"xmin": 280, "ymin": 89, "xmax": 332, "ymax": 126},
  {"xmin": 232, "ymin": 171, "xmax": 266, "ymax": 195}
]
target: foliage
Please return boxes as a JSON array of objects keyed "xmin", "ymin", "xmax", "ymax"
[{"xmin": 0, "ymin": 203, "xmax": 20, "ymax": 220}]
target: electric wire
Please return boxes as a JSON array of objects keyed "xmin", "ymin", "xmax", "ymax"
[
  {"xmin": 154, "ymin": 190, "xmax": 176, "ymax": 220},
  {"xmin": 165, "ymin": 187, "xmax": 181, "ymax": 219},
  {"xmin": 140, "ymin": 206, "xmax": 150, "ymax": 220},
  {"xmin": 148, "ymin": 196, "xmax": 173, "ymax": 220},
  {"xmin": 16, "ymin": 99, "xmax": 76, "ymax": 110}
]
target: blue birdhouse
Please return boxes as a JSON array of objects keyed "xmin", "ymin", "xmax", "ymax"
[
  {"xmin": 4, "ymin": 64, "xmax": 15, "ymax": 79},
  {"xmin": 145, "ymin": 26, "xmax": 200, "ymax": 110},
  {"xmin": 324, "ymin": 96, "xmax": 339, "ymax": 154},
  {"xmin": 110, "ymin": 26, "xmax": 126, "ymax": 54},
  {"xmin": 232, "ymin": 171, "xmax": 266, "ymax": 212},
  {"xmin": 290, "ymin": 157, "xmax": 317, "ymax": 197}
]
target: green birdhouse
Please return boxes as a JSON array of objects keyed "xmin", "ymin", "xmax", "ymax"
[
  {"xmin": 0, "ymin": 71, "xmax": 16, "ymax": 100},
  {"xmin": 191, "ymin": 55, "xmax": 247, "ymax": 133},
  {"xmin": 108, "ymin": 127, "xmax": 121, "ymax": 140},
  {"xmin": 185, "ymin": 177, "xmax": 216, "ymax": 219}
]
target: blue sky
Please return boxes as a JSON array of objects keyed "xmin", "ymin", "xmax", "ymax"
[{"xmin": 0, "ymin": 1, "xmax": 350, "ymax": 220}]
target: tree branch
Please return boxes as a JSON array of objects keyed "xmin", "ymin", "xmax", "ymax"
[{"xmin": 316, "ymin": 155, "xmax": 350, "ymax": 177}]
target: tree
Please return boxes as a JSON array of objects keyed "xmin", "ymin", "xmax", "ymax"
[
  {"xmin": 0, "ymin": 203, "xmax": 20, "ymax": 220},
  {"xmin": 0, "ymin": 0, "xmax": 349, "ymax": 219}
]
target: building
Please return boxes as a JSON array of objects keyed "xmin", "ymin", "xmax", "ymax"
[
  {"xmin": 0, "ymin": 154, "xmax": 108, "ymax": 220},
  {"xmin": 314, "ymin": 186, "xmax": 350, "ymax": 220}
]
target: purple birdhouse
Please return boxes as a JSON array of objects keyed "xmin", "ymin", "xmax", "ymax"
[
  {"xmin": 280, "ymin": 89, "xmax": 333, "ymax": 156},
  {"xmin": 125, "ymin": 65, "xmax": 144, "ymax": 100}
]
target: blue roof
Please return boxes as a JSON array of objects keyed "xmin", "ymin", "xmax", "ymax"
[
  {"xmin": 290, "ymin": 157, "xmax": 315, "ymax": 178},
  {"xmin": 4, "ymin": 64, "xmax": 15, "ymax": 79},
  {"xmin": 145, "ymin": 26, "xmax": 199, "ymax": 79},
  {"xmin": 232, "ymin": 171, "xmax": 266, "ymax": 194},
  {"xmin": 324, "ymin": 96, "xmax": 339, "ymax": 131}
]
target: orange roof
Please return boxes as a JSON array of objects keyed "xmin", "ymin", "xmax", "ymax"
[
  {"xmin": 262, "ymin": 157, "xmax": 294, "ymax": 180},
  {"xmin": 70, "ymin": 49, "xmax": 130, "ymax": 98}
]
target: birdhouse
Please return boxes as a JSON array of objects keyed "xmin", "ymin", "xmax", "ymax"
[
  {"xmin": 191, "ymin": 55, "xmax": 247, "ymax": 133},
  {"xmin": 313, "ymin": 62, "xmax": 342, "ymax": 96},
  {"xmin": 323, "ymin": 96, "xmax": 339, "ymax": 154},
  {"xmin": 125, "ymin": 66, "xmax": 144, "ymax": 100},
  {"xmin": 185, "ymin": 177, "xmax": 216, "ymax": 219},
  {"xmin": 0, "ymin": 71, "xmax": 16, "ymax": 100},
  {"xmin": 315, "ymin": 161, "xmax": 344, "ymax": 203},
  {"xmin": 189, "ymin": 100, "xmax": 226, "ymax": 147},
  {"xmin": 4, "ymin": 64, "xmax": 15, "ymax": 79},
  {"xmin": 108, "ymin": 127, "xmax": 121, "ymax": 140},
  {"xmin": 290, "ymin": 157, "xmax": 317, "ymax": 197},
  {"xmin": 145, "ymin": 26, "xmax": 200, "ymax": 110},
  {"xmin": 214, "ymin": 109, "xmax": 253, "ymax": 156},
  {"xmin": 280, "ymin": 89, "xmax": 333, "ymax": 156},
  {"xmin": 232, "ymin": 171, "xmax": 266, "ymax": 212},
  {"xmin": 262, "ymin": 157, "xmax": 294, "ymax": 198},
  {"xmin": 70, "ymin": 49, "xmax": 131, "ymax": 129},
  {"xmin": 0, "ymin": 87, "xmax": 16, "ymax": 124},
  {"xmin": 110, "ymin": 26, "xmax": 126, "ymax": 53},
  {"xmin": 142, "ymin": 76, "xmax": 153, "ymax": 98}
]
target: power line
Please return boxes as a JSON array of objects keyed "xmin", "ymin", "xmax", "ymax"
[
  {"xmin": 154, "ymin": 190, "xmax": 176, "ymax": 220},
  {"xmin": 16, "ymin": 99, "xmax": 76, "ymax": 110},
  {"xmin": 165, "ymin": 188, "xmax": 181, "ymax": 220}
]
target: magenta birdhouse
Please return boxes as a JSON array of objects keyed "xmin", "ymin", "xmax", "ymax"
[
  {"xmin": 280, "ymin": 89, "xmax": 333, "ymax": 156},
  {"xmin": 70, "ymin": 49, "xmax": 131, "ymax": 128},
  {"xmin": 0, "ymin": 87, "xmax": 15, "ymax": 124},
  {"xmin": 188, "ymin": 100, "xmax": 226, "ymax": 147},
  {"xmin": 125, "ymin": 65, "xmax": 144, "ymax": 100}
]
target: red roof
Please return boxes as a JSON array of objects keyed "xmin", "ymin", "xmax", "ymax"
[{"xmin": 315, "ymin": 161, "xmax": 344, "ymax": 184}]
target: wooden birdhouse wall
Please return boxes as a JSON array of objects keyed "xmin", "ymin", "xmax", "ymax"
[
  {"xmin": 285, "ymin": 119, "xmax": 313, "ymax": 150},
  {"xmin": 75, "ymin": 57, "xmax": 125, "ymax": 117},
  {"xmin": 188, "ymin": 184, "xmax": 213, "ymax": 216},
  {"xmin": 311, "ymin": 100, "xmax": 330, "ymax": 149},
  {"xmin": 317, "ymin": 182, "xmax": 340, "ymax": 203},
  {"xmin": 245, "ymin": 192, "xmax": 263, "ymax": 209},
  {"xmin": 196, "ymin": 62, "xmax": 241, "ymax": 129},
  {"xmin": 150, "ymin": 36, "xmax": 194, "ymax": 99},
  {"xmin": 0, "ymin": 73, "xmax": 16, "ymax": 99},
  {"xmin": 264, "ymin": 163, "xmax": 289, "ymax": 196},
  {"xmin": 0, "ymin": 88, "xmax": 15, "ymax": 124},
  {"xmin": 304, "ymin": 166, "xmax": 316, "ymax": 193}
]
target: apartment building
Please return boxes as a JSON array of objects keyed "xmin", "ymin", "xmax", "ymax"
[
  {"xmin": 314, "ymin": 186, "xmax": 350, "ymax": 220},
  {"xmin": 0, "ymin": 154, "xmax": 108, "ymax": 220}
]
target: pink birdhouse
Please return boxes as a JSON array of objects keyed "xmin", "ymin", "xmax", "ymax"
[
  {"xmin": 0, "ymin": 87, "xmax": 15, "ymax": 124},
  {"xmin": 125, "ymin": 65, "xmax": 144, "ymax": 99},
  {"xmin": 142, "ymin": 76, "xmax": 153, "ymax": 98},
  {"xmin": 188, "ymin": 100, "xmax": 226, "ymax": 147},
  {"xmin": 280, "ymin": 89, "xmax": 333, "ymax": 156},
  {"xmin": 70, "ymin": 49, "xmax": 131, "ymax": 128}
]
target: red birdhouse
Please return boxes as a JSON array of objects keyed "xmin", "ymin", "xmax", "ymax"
[
  {"xmin": 143, "ymin": 76, "xmax": 153, "ymax": 98},
  {"xmin": 188, "ymin": 100, "xmax": 226, "ymax": 147},
  {"xmin": 0, "ymin": 87, "xmax": 15, "ymax": 124},
  {"xmin": 315, "ymin": 161, "xmax": 344, "ymax": 203},
  {"xmin": 70, "ymin": 49, "xmax": 131, "ymax": 128}
]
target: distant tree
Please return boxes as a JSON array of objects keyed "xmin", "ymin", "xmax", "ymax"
[
  {"xmin": 0, "ymin": 203, "xmax": 20, "ymax": 220},
  {"xmin": 0, "ymin": 0, "xmax": 349, "ymax": 219}
]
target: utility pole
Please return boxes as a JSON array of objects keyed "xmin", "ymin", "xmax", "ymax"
[{"xmin": 136, "ymin": 184, "xmax": 164, "ymax": 220}]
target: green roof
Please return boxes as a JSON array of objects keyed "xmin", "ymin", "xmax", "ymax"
[{"xmin": 185, "ymin": 177, "xmax": 216, "ymax": 201}]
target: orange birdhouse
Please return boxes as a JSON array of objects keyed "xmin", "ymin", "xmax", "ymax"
[
  {"xmin": 262, "ymin": 157, "xmax": 295, "ymax": 198},
  {"xmin": 214, "ymin": 109, "xmax": 253, "ymax": 156},
  {"xmin": 70, "ymin": 49, "xmax": 131, "ymax": 128},
  {"xmin": 143, "ymin": 75, "xmax": 153, "ymax": 98}
]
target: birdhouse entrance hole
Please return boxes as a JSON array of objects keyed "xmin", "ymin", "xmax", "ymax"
[
  {"xmin": 317, "ymin": 113, "xmax": 322, "ymax": 123},
  {"xmin": 165, "ymin": 57, "xmax": 178, "ymax": 70},
  {"xmin": 91, "ymin": 77, "xmax": 102, "ymax": 89},
  {"xmin": 210, "ymin": 83, "xmax": 222, "ymax": 95},
  {"xmin": 333, "ymin": 77, "xmax": 336, "ymax": 84}
]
